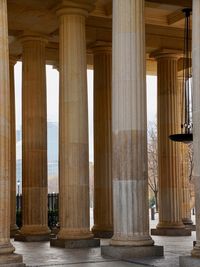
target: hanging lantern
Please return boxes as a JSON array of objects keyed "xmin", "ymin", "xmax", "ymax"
[{"xmin": 169, "ymin": 8, "xmax": 193, "ymax": 144}]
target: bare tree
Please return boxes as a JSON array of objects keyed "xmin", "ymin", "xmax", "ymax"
[{"xmin": 147, "ymin": 122, "xmax": 158, "ymax": 211}]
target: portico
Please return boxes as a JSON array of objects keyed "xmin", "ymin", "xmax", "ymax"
[{"xmin": 0, "ymin": 0, "xmax": 199, "ymax": 266}]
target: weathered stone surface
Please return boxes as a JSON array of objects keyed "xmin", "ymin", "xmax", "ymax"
[
  {"xmin": 111, "ymin": 0, "xmax": 154, "ymax": 248},
  {"xmin": 0, "ymin": 1, "xmax": 24, "ymax": 266},
  {"xmin": 14, "ymin": 233, "xmax": 50, "ymax": 242},
  {"xmin": 9, "ymin": 58, "xmax": 18, "ymax": 238},
  {"xmin": 185, "ymin": 225, "xmax": 196, "ymax": 231},
  {"xmin": 179, "ymin": 76, "xmax": 193, "ymax": 227},
  {"xmin": 50, "ymin": 238, "xmax": 100, "ymax": 249},
  {"xmin": 10, "ymin": 228, "xmax": 20, "ymax": 238},
  {"xmin": 151, "ymin": 228, "xmax": 191, "ymax": 236},
  {"xmin": 180, "ymin": 256, "xmax": 200, "ymax": 267},
  {"xmin": 93, "ymin": 230, "xmax": 113, "ymax": 239},
  {"xmin": 101, "ymin": 245, "xmax": 164, "ymax": 260},
  {"xmin": 56, "ymin": 2, "xmax": 93, "ymax": 241},
  {"xmin": 19, "ymin": 34, "xmax": 50, "ymax": 240},
  {"xmin": 191, "ymin": 0, "xmax": 200, "ymax": 258},
  {"xmin": 92, "ymin": 43, "xmax": 113, "ymax": 239},
  {"xmin": 151, "ymin": 51, "xmax": 185, "ymax": 233},
  {"xmin": 0, "ymin": 253, "xmax": 25, "ymax": 267}
]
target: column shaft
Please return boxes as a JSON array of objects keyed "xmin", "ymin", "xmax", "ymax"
[
  {"xmin": 56, "ymin": 3, "xmax": 94, "ymax": 241},
  {"xmin": 177, "ymin": 77, "xmax": 192, "ymax": 224},
  {"xmin": 156, "ymin": 55, "xmax": 185, "ymax": 229},
  {"xmin": 180, "ymin": 135, "xmax": 192, "ymax": 224},
  {"xmin": 0, "ymin": 0, "xmax": 23, "ymax": 265},
  {"xmin": 92, "ymin": 44, "xmax": 113, "ymax": 238},
  {"xmin": 9, "ymin": 58, "xmax": 19, "ymax": 237},
  {"xmin": 151, "ymin": 53, "xmax": 190, "ymax": 236},
  {"xmin": 191, "ymin": 0, "xmax": 200, "ymax": 257},
  {"xmin": 18, "ymin": 35, "xmax": 50, "ymax": 239},
  {"xmin": 111, "ymin": 0, "xmax": 153, "ymax": 246},
  {"xmin": 0, "ymin": 0, "xmax": 12, "ymax": 250}
]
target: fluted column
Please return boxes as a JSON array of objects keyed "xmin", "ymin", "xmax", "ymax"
[
  {"xmin": 50, "ymin": 0, "xmax": 99, "ymax": 248},
  {"xmin": 9, "ymin": 57, "xmax": 19, "ymax": 237},
  {"xmin": 151, "ymin": 51, "xmax": 190, "ymax": 236},
  {"xmin": 180, "ymin": 107, "xmax": 193, "ymax": 225},
  {"xmin": 181, "ymin": 143, "xmax": 192, "ymax": 225},
  {"xmin": 0, "ymin": 0, "xmax": 23, "ymax": 265},
  {"xmin": 180, "ymin": 1, "xmax": 200, "ymax": 264},
  {"xmin": 91, "ymin": 42, "xmax": 113, "ymax": 238},
  {"xmin": 191, "ymin": 0, "xmax": 200, "ymax": 257},
  {"xmin": 15, "ymin": 33, "xmax": 50, "ymax": 241},
  {"xmin": 176, "ymin": 76, "xmax": 193, "ymax": 226},
  {"xmin": 106, "ymin": 0, "xmax": 156, "ymax": 250},
  {"xmin": 178, "ymin": 75, "xmax": 193, "ymax": 225},
  {"xmin": 102, "ymin": 1, "xmax": 163, "ymax": 257}
]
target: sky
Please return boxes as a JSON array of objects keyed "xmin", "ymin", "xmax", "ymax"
[{"xmin": 14, "ymin": 62, "xmax": 157, "ymax": 162}]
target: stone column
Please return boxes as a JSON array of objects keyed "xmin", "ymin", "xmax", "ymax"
[
  {"xmin": 179, "ymin": 131, "xmax": 193, "ymax": 226},
  {"xmin": 0, "ymin": 0, "xmax": 24, "ymax": 265},
  {"xmin": 15, "ymin": 33, "xmax": 50, "ymax": 242},
  {"xmin": 181, "ymin": 143, "xmax": 193, "ymax": 225},
  {"xmin": 9, "ymin": 57, "xmax": 19, "ymax": 237},
  {"xmin": 50, "ymin": 0, "xmax": 99, "ymax": 248},
  {"xmin": 101, "ymin": 0, "xmax": 163, "ymax": 259},
  {"xmin": 191, "ymin": 0, "xmax": 200, "ymax": 258},
  {"xmin": 180, "ymin": 1, "xmax": 200, "ymax": 265},
  {"xmin": 151, "ymin": 51, "xmax": 190, "ymax": 236},
  {"xmin": 177, "ymin": 77, "xmax": 193, "ymax": 227},
  {"xmin": 91, "ymin": 42, "xmax": 113, "ymax": 238}
]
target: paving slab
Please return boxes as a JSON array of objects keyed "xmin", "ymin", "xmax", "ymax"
[{"xmin": 11, "ymin": 214, "xmax": 196, "ymax": 267}]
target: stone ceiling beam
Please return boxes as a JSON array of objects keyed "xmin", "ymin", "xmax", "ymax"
[
  {"xmin": 146, "ymin": 0, "xmax": 192, "ymax": 8},
  {"xmin": 167, "ymin": 9, "xmax": 185, "ymax": 25}
]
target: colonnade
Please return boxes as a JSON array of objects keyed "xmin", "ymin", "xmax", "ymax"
[{"xmin": 0, "ymin": 0, "xmax": 199, "ymax": 266}]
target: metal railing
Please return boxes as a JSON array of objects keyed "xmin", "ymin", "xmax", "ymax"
[{"xmin": 16, "ymin": 193, "xmax": 59, "ymax": 229}]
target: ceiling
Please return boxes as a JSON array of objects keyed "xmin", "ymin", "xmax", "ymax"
[{"xmin": 7, "ymin": 0, "xmax": 192, "ymax": 73}]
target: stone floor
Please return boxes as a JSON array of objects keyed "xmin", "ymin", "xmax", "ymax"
[{"xmin": 11, "ymin": 213, "xmax": 197, "ymax": 267}]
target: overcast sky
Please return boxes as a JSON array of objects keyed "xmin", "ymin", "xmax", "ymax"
[{"xmin": 14, "ymin": 62, "xmax": 157, "ymax": 162}]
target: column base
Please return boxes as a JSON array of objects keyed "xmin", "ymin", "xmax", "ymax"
[
  {"xmin": 50, "ymin": 238, "xmax": 100, "ymax": 249},
  {"xmin": 51, "ymin": 227, "xmax": 60, "ymax": 235},
  {"xmin": 185, "ymin": 224, "xmax": 196, "ymax": 231},
  {"xmin": 101, "ymin": 245, "xmax": 163, "ymax": 259},
  {"xmin": 151, "ymin": 228, "xmax": 191, "ymax": 236},
  {"xmin": 180, "ymin": 256, "xmax": 200, "ymax": 266},
  {"xmin": 92, "ymin": 229, "xmax": 113, "ymax": 238},
  {"xmin": 14, "ymin": 225, "xmax": 51, "ymax": 242},
  {"xmin": 14, "ymin": 233, "xmax": 50, "ymax": 242},
  {"xmin": 10, "ymin": 228, "xmax": 19, "ymax": 238},
  {"xmin": 0, "ymin": 253, "xmax": 25, "ymax": 267},
  {"xmin": 191, "ymin": 243, "xmax": 200, "ymax": 257},
  {"xmin": 182, "ymin": 218, "xmax": 193, "ymax": 225}
]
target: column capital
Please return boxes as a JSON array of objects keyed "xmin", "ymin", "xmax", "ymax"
[
  {"xmin": 55, "ymin": 0, "xmax": 96, "ymax": 17},
  {"xmin": 18, "ymin": 31, "xmax": 48, "ymax": 45},
  {"xmin": 89, "ymin": 41, "xmax": 112, "ymax": 54},
  {"xmin": 150, "ymin": 49, "xmax": 182, "ymax": 60}
]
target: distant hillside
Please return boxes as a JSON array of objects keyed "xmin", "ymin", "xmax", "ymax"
[
  {"xmin": 47, "ymin": 122, "xmax": 58, "ymax": 162},
  {"xmin": 16, "ymin": 122, "xmax": 59, "ymax": 161},
  {"xmin": 16, "ymin": 122, "xmax": 59, "ymax": 193}
]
